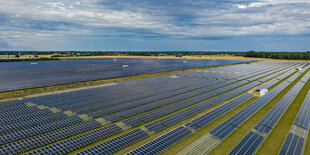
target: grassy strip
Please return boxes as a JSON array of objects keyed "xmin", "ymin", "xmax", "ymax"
[
  {"xmin": 209, "ymin": 67, "xmax": 309, "ymax": 154},
  {"xmin": 0, "ymin": 61, "xmax": 252, "ymax": 100},
  {"xmin": 257, "ymin": 70, "xmax": 310, "ymax": 154},
  {"xmin": 306, "ymin": 130, "xmax": 310, "ymax": 155}
]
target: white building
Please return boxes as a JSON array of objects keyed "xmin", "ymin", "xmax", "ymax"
[{"xmin": 260, "ymin": 89, "xmax": 268, "ymax": 96}]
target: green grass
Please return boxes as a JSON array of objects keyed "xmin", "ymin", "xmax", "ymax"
[{"xmin": 306, "ymin": 129, "xmax": 310, "ymax": 155}]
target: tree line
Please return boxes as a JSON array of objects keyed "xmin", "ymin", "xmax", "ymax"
[
  {"xmin": 0, "ymin": 57, "xmax": 60, "ymax": 62},
  {"xmin": 2, "ymin": 51, "xmax": 310, "ymax": 60},
  {"xmin": 244, "ymin": 51, "xmax": 310, "ymax": 60}
]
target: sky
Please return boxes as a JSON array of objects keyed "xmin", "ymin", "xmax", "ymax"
[{"xmin": 0, "ymin": 0, "xmax": 310, "ymax": 51}]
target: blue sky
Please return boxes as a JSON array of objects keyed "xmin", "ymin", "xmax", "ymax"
[{"xmin": 0, "ymin": 0, "xmax": 310, "ymax": 51}]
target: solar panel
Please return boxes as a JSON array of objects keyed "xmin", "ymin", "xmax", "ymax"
[
  {"xmin": 229, "ymin": 131, "xmax": 264, "ymax": 155},
  {"xmin": 78, "ymin": 128, "xmax": 149, "ymax": 155},
  {"xmin": 192, "ymin": 93, "xmax": 253, "ymax": 128},
  {"xmin": 210, "ymin": 122, "xmax": 236, "ymax": 140},
  {"xmin": 126, "ymin": 127, "xmax": 192, "ymax": 155},
  {"xmin": 279, "ymin": 133, "xmax": 304, "ymax": 155},
  {"xmin": 294, "ymin": 87, "xmax": 310, "ymax": 129}
]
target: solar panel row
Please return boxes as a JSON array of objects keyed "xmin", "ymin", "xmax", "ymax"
[
  {"xmin": 278, "ymin": 83, "xmax": 310, "ymax": 155},
  {"xmin": 251, "ymin": 63, "xmax": 303, "ymax": 91},
  {"xmin": 210, "ymin": 122, "xmax": 237, "ymax": 140},
  {"xmin": 159, "ymin": 85, "xmax": 256, "ymax": 127},
  {"xmin": 78, "ymin": 128, "xmax": 149, "ymax": 155},
  {"xmin": 229, "ymin": 69, "xmax": 310, "ymax": 155},
  {"xmin": 101, "ymin": 80, "xmax": 224, "ymax": 114},
  {"xmin": 118, "ymin": 80, "xmax": 232, "ymax": 118},
  {"xmin": 184, "ymin": 122, "xmax": 200, "ymax": 131},
  {"xmin": 0, "ymin": 120, "xmax": 102, "ymax": 154},
  {"xmin": 255, "ymin": 71, "xmax": 310, "ymax": 133},
  {"xmin": 229, "ymin": 131, "xmax": 264, "ymax": 155},
  {"xmin": 127, "ymin": 93, "xmax": 255, "ymax": 154},
  {"xmin": 122, "ymin": 117, "xmax": 143, "ymax": 128},
  {"xmin": 192, "ymin": 93, "xmax": 253, "ymax": 128},
  {"xmin": 226, "ymin": 81, "xmax": 290, "ymax": 127},
  {"xmin": 0, "ymin": 116, "xmax": 84, "ymax": 145},
  {"xmin": 144, "ymin": 122, "xmax": 166, "ymax": 133},
  {"xmin": 279, "ymin": 132, "xmax": 304, "ymax": 155},
  {"xmin": 257, "ymin": 79, "xmax": 280, "ymax": 91},
  {"xmin": 294, "ymin": 89, "xmax": 310, "ymax": 129},
  {"xmin": 136, "ymin": 81, "xmax": 247, "ymax": 123},
  {"xmin": 28, "ymin": 124, "xmax": 123, "ymax": 155},
  {"xmin": 0, "ymin": 112, "xmax": 68, "ymax": 134},
  {"xmin": 126, "ymin": 127, "xmax": 192, "ymax": 155}
]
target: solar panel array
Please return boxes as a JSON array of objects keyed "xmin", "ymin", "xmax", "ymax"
[
  {"xmin": 0, "ymin": 58, "xmax": 248, "ymax": 92},
  {"xmin": 279, "ymin": 133, "xmax": 305, "ymax": 155},
  {"xmin": 294, "ymin": 89, "xmax": 310, "ymax": 129},
  {"xmin": 229, "ymin": 70, "xmax": 310, "ymax": 155},
  {"xmin": 0, "ymin": 60, "xmax": 309, "ymax": 155},
  {"xmin": 177, "ymin": 63, "xmax": 307, "ymax": 155},
  {"xmin": 279, "ymin": 86, "xmax": 310, "ymax": 155},
  {"xmin": 128, "ymin": 62, "xmax": 306, "ymax": 155}
]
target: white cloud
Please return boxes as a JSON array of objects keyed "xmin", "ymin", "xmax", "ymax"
[
  {"xmin": 236, "ymin": 0, "xmax": 310, "ymax": 9},
  {"xmin": 0, "ymin": 0, "xmax": 309, "ymax": 44},
  {"xmin": 235, "ymin": 4, "xmax": 247, "ymax": 9}
]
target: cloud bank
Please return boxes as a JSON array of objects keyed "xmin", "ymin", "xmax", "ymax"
[{"xmin": 0, "ymin": 0, "xmax": 309, "ymax": 51}]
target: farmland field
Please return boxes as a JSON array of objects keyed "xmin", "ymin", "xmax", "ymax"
[{"xmin": 0, "ymin": 59, "xmax": 310, "ymax": 155}]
